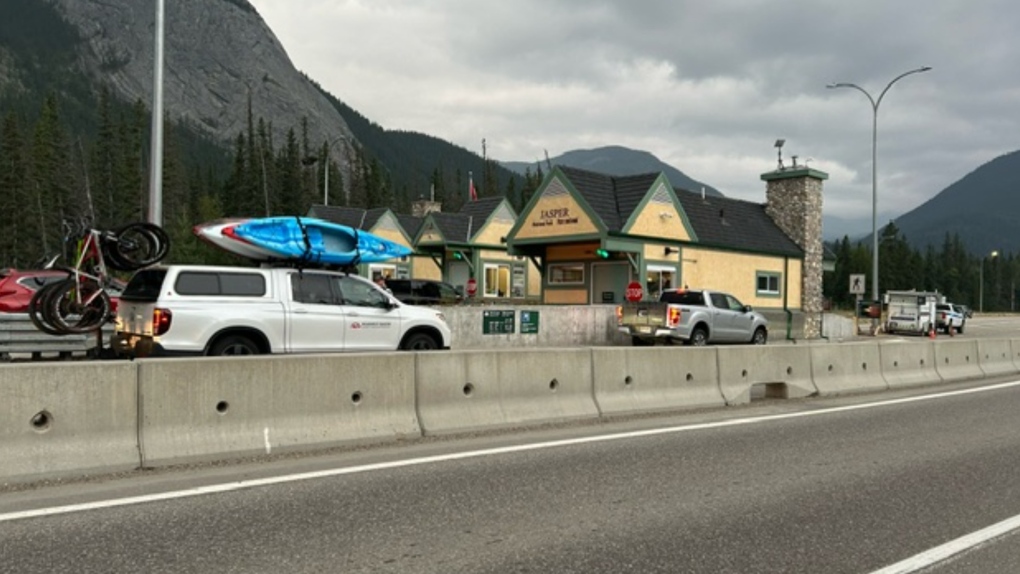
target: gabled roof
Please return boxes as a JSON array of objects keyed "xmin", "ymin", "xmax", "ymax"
[
  {"xmin": 396, "ymin": 214, "xmax": 424, "ymax": 239},
  {"xmin": 674, "ymin": 189, "xmax": 802, "ymax": 257},
  {"xmin": 458, "ymin": 196, "xmax": 505, "ymax": 220},
  {"xmin": 428, "ymin": 212, "xmax": 473, "ymax": 244},
  {"xmin": 307, "ymin": 205, "xmax": 366, "ymax": 228},
  {"xmin": 557, "ymin": 166, "xmax": 660, "ymax": 232},
  {"xmin": 549, "ymin": 166, "xmax": 803, "ymax": 257}
]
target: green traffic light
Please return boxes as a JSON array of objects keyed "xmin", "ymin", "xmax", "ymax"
[{"xmin": 595, "ymin": 249, "xmax": 609, "ymax": 259}]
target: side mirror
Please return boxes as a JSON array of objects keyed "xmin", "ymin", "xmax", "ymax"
[{"xmin": 743, "ymin": 305, "xmax": 753, "ymax": 313}]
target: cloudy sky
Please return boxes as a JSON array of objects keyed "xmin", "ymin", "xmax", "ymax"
[{"xmin": 246, "ymin": 0, "xmax": 1018, "ymax": 238}]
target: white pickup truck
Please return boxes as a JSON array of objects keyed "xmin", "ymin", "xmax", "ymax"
[
  {"xmin": 113, "ymin": 265, "xmax": 452, "ymax": 357},
  {"xmin": 617, "ymin": 288, "xmax": 769, "ymax": 346}
]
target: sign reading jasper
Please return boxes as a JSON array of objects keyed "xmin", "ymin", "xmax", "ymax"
[{"xmin": 531, "ymin": 207, "xmax": 579, "ymax": 227}]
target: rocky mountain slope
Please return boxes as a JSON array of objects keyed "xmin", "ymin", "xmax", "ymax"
[{"xmin": 52, "ymin": 0, "xmax": 353, "ymax": 165}]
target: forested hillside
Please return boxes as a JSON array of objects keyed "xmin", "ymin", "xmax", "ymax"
[{"xmin": 825, "ymin": 222, "xmax": 1018, "ymax": 312}]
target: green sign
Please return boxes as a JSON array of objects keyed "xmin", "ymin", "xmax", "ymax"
[
  {"xmin": 520, "ymin": 310, "xmax": 539, "ymax": 334},
  {"xmin": 482, "ymin": 310, "xmax": 515, "ymax": 334}
]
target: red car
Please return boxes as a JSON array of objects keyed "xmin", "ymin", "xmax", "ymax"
[{"xmin": 0, "ymin": 269, "xmax": 125, "ymax": 314}]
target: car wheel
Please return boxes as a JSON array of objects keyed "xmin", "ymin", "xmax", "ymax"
[
  {"xmin": 401, "ymin": 332, "xmax": 439, "ymax": 351},
  {"xmin": 686, "ymin": 327, "xmax": 709, "ymax": 346},
  {"xmin": 751, "ymin": 327, "xmax": 767, "ymax": 345},
  {"xmin": 209, "ymin": 335, "xmax": 260, "ymax": 356},
  {"xmin": 957, "ymin": 322, "xmax": 964, "ymax": 334}
]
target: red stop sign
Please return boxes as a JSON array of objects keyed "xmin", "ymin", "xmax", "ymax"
[
  {"xmin": 466, "ymin": 278, "xmax": 477, "ymax": 297},
  {"xmin": 625, "ymin": 281, "xmax": 643, "ymax": 302}
]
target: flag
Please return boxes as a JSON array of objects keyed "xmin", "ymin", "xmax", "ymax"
[{"xmin": 469, "ymin": 173, "xmax": 478, "ymax": 201}]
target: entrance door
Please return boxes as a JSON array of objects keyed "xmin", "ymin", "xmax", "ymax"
[{"xmin": 591, "ymin": 262, "xmax": 631, "ymax": 304}]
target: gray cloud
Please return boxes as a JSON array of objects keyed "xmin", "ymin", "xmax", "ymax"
[{"xmin": 247, "ymin": 0, "xmax": 1020, "ymax": 236}]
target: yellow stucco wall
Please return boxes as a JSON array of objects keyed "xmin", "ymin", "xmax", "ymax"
[
  {"xmin": 478, "ymin": 248, "xmax": 513, "ymax": 262},
  {"xmin": 515, "ymin": 194, "xmax": 598, "ymax": 240},
  {"xmin": 474, "ymin": 219, "xmax": 514, "ymax": 246},
  {"xmin": 544, "ymin": 289, "xmax": 587, "ymax": 304},
  {"xmin": 643, "ymin": 242, "xmax": 681, "ymax": 264},
  {"xmin": 412, "ymin": 255, "xmax": 441, "ymax": 280},
  {"xmin": 417, "ymin": 220, "xmax": 443, "ymax": 244},
  {"xmin": 628, "ymin": 203, "xmax": 691, "ymax": 241},
  {"xmin": 681, "ymin": 247, "xmax": 801, "ymax": 309}
]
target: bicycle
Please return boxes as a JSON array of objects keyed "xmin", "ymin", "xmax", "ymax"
[{"xmin": 29, "ymin": 220, "xmax": 170, "ymax": 335}]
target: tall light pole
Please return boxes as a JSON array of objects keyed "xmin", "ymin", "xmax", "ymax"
[
  {"xmin": 980, "ymin": 250, "xmax": 999, "ymax": 313},
  {"xmin": 827, "ymin": 66, "xmax": 931, "ymax": 315},
  {"xmin": 147, "ymin": 0, "xmax": 165, "ymax": 226},
  {"xmin": 323, "ymin": 136, "xmax": 348, "ymax": 206}
]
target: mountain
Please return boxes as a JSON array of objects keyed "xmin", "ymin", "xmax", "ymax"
[
  {"xmin": 887, "ymin": 149, "xmax": 1020, "ymax": 256},
  {"xmin": 502, "ymin": 146, "xmax": 724, "ymax": 197},
  {"xmin": 49, "ymin": 0, "xmax": 355, "ymax": 164}
]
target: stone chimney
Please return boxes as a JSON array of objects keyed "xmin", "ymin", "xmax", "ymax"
[
  {"xmin": 761, "ymin": 165, "xmax": 828, "ymax": 339},
  {"xmin": 411, "ymin": 199, "xmax": 442, "ymax": 217}
]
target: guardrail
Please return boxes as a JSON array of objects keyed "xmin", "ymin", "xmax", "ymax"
[
  {"xmin": 4, "ymin": 337, "xmax": 1018, "ymax": 484},
  {"xmin": 0, "ymin": 313, "xmax": 113, "ymax": 361}
]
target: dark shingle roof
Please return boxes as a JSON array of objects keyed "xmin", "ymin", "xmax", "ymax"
[
  {"xmin": 558, "ymin": 166, "xmax": 621, "ymax": 231},
  {"xmin": 362, "ymin": 208, "xmax": 389, "ymax": 230},
  {"xmin": 396, "ymin": 214, "xmax": 423, "ymax": 239},
  {"xmin": 458, "ymin": 196, "xmax": 504, "ymax": 220},
  {"xmin": 556, "ymin": 166, "xmax": 802, "ymax": 257},
  {"xmin": 429, "ymin": 212, "xmax": 473, "ymax": 244},
  {"xmin": 307, "ymin": 205, "xmax": 366, "ymax": 228},
  {"xmin": 675, "ymin": 190, "xmax": 802, "ymax": 257}
]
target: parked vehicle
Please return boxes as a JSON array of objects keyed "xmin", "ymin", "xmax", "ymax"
[
  {"xmin": 958, "ymin": 304, "xmax": 974, "ymax": 318},
  {"xmin": 385, "ymin": 278, "xmax": 464, "ymax": 305},
  {"xmin": 616, "ymin": 288, "xmax": 768, "ymax": 346},
  {"xmin": 884, "ymin": 290, "xmax": 939, "ymax": 336},
  {"xmin": 113, "ymin": 265, "xmax": 452, "ymax": 357},
  {"xmin": 0, "ymin": 269, "xmax": 71, "ymax": 313},
  {"xmin": 937, "ymin": 303, "xmax": 965, "ymax": 334}
]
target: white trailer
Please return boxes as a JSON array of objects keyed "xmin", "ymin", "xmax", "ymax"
[{"xmin": 884, "ymin": 290, "xmax": 941, "ymax": 336}]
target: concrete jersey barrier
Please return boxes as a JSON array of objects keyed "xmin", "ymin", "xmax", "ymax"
[
  {"xmin": 591, "ymin": 347, "xmax": 724, "ymax": 415},
  {"xmin": 810, "ymin": 341, "xmax": 888, "ymax": 396},
  {"xmin": 0, "ymin": 361, "xmax": 139, "ymax": 483},
  {"xmin": 976, "ymin": 339, "xmax": 1018, "ymax": 378},
  {"xmin": 878, "ymin": 341, "xmax": 940, "ymax": 388},
  {"xmin": 414, "ymin": 348, "xmax": 599, "ymax": 434},
  {"xmin": 137, "ymin": 353, "xmax": 420, "ymax": 467},
  {"xmin": 716, "ymin": 345, "xmax": 817, "ymax": 405},
  {"xmin": 933, "ymin": 339, "xmax": 984, "ymax": 383}
]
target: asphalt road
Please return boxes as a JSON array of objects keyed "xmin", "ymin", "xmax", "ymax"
[{"xmin": 4, "ymin": 375, "xmax": 1020, "ymax": 573}]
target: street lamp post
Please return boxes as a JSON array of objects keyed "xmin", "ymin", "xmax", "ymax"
[
  {"xmin": 980, "ymin": 250, "xmax": 999, "ymax": 313},
  {"xmin": 827, "ymin": 66, "xmax": 931, "ymax": 322},
  {"xmin": 323, "ymin": 136, "xmax": 348, "ymax": 206}
]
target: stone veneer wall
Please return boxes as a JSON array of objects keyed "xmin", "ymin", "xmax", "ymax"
[{"xmin": 764, "ymin": 170, "xmax": 825, "ymax": 338}]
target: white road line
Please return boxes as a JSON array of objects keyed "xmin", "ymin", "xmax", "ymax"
[
  {"xmin": 2, "ymin": 379, "xmax": 1020, "ymax": 525},
  {"xmin": 869, "ymin": 514, "xmax": 1020, "ymax": 574}
]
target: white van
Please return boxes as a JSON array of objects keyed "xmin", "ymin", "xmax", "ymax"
[{"xmin": 113, "ymin": 265, "xmax": 452, "ymax": 357}]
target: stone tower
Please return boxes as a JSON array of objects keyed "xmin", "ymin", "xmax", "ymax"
[{"xmin": 761, "ymin": 164, "xmax": 828, "ymax": 339}]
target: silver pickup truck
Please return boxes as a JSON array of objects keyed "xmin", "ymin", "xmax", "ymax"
[{"xmin": 617, "ymin": 288, "xmax": 769, "ymax": 346}]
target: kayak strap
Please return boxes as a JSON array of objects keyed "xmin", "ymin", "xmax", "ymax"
[
  {"xmin": 349, "ymin": 228, "xmax": 362, "ymax": 268},
  {"xmin": 295, "ymin": 216, "xmax": 316, "ymax": 263}
]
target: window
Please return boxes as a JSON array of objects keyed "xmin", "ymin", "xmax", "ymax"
[
  {"xmin": 291, "ymin": 273, "xmax": 336, "ymax": 305},
  {"xmin": 483, "ymin": 263, "xmax": 511, "ymax": 297},
  {"xmin": 175, "ymin": 271, "xmax": 266, "ymax": 297},
  {"xmin": 548, "ymin": 263, "xmax": 584, "ymax": 285},
  {"xmin": 756, "ymin": 272, "xmax": 781, "ymax": 297},
  {"xmin": 335, "ymin": 276, "xmax": 390, "ymax": 307},
  {"xmin": 646, "ymin": 265, "xmax": 676, "ymax": 300}
]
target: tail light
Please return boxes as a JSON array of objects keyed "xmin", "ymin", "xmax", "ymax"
[
  {"xmin": 667, "ymin": 306, "xmax": 681, "ymax": 327},
  {"xmin": 153, "ymin": 308, "xmax": 173, "ymax": 335},
  {"xmin": 615, "ymin": 305, "xmax": 623, "ymax": 322}
]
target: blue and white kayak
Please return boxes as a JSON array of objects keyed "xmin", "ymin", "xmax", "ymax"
[
  {"xmin": 224, "ymin": 216, "xmax": 412, "ymax": 265},
  {"xmin": 193, "ymin": 218, "xmax": 280, "ymax": 261}
]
